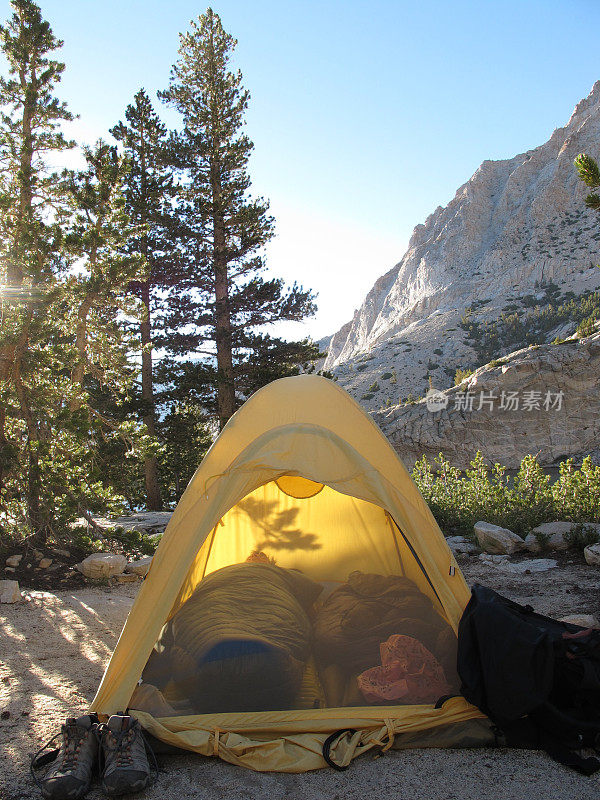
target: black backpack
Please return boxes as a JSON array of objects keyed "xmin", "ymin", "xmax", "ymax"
[{"xmin": 457, "ymin": 584, "xmax": 600, "ymax": 775}]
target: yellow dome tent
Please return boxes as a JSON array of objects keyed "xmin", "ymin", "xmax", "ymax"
[{"xmin": 90, "ymin": 375, "xmax": 489, "ymax": 771}]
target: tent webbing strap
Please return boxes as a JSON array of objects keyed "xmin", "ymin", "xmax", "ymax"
[{"xmin": 387, "ymin": 513, "xmax": 443, "ymax": 607}]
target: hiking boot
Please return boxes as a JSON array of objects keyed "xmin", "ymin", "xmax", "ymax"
[
  {"xmin": 100, "ymin": 715, "xmax": 151, "ymax": 797},
  {"xmin": 33, "ymin": 714, "xmax": 99, "ymax": 800}
]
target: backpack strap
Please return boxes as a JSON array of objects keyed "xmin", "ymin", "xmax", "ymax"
[{"xmin": 540, "ymin": 732, "xmax": 600, "ymax": 776}]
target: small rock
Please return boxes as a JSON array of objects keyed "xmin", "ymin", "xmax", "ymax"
[
  {"xmin": 4, "ymin": 567, "xmax": 15, "ymax": 573},
  {"xmin": 38, "ymin": 558, "xmax": 52, "ymax": 569},
  {"xmin": 75, "ymin": 553, "xmax": 127, "ymax": 579},
  {"xmin": 50, "ymin": 548, "xmax": 70, "ymax": 558},
  {"xmin": 0, "ymin": 580, "xmax": 21, "ymax": 603},
  {"xmin": 479, "ymin": 553, "xmax": 509, "ymax": 563},
  {"xmin": 114, "ymin": 573, "xmax": 139, "ymax": 584},
  {"xmin": 446, "ymin": 536, "xmax": 478, "ymax": 555},
  {"xmin": 524, "ymin": 533, "xmax": 542, "ymax": 553},
  {"xmin": 474, "ymin": 521, "xmax": 526, "ymax": 555},
  {"xmin": 584, "ymin": 543, "xmax": 600, "ymax": 566},
  {"xmin": 479, "ymin": 555, "xmax": 557, "ymax": 573},
  {"xmin": 5, "ymin": 555, "xmax": 21, "ymax": 568},
  {"xmin": 125, "ymin": 556, "xmax": 153, "ymax": 577},
  {"xmin": 560, "ymin": 614, "xmax": 600, "ymax": 629},
  {"xmin": 32, "ymin": 550, "xmax": 44, "ymax": 560}
]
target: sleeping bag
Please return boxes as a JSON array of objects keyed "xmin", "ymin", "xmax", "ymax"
[
  {"xmin": 313, "ymin": 571, "xmax": 458, "ymax": 692},
  {"xmin": 141, "ymin": 562, "xmax": 322, "ymax": 714}
]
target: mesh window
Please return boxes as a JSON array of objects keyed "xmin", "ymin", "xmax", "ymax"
[{"xmin": 129, "ymin": 478, "xmax": 459, "ymax": 717}]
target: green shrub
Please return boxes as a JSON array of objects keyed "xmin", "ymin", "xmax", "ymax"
[
  {"xmin": 381, "ymin": 372, "xmax": 393, "ymax": 380},
  {"xmin": 461, "ymin": 291, "xmax": 600, "ymax": 365},
  {"xmin": 576, "ymin": 314, "xmax": 598, "ymax": 338},
  {"xmin": 454, "ymin": 368, "xmax": 473, "ymax": 385},
  {"xmin": 553, "ymin": 457, "xmax": 600, "ymax": 522},
  {"xmin": 369, "ymin": 381, "xmax": 380, "ymax": 392},
  {"xmin": 564, "ymin": 523, "xmax": 600, "ymax": 549},
  {"xmin": 412, "ymin": 452, "xmax": 600, "ymax": 537},
  {"xmin": 66, "ymin": 523, "xmax": 158, "ymax": 558}
]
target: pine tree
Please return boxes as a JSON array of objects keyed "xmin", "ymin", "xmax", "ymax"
[
  {"xmin": 111, "ymin": 90, "xmax": 180, "ymax": 510},
  {"xmin": 160, "ymin": 8, "xmax": 318, "ymax": 430},
  {"xmin": 0, "ymin": 0, "xmax": 74, "ymax": 536},
  {"xmin": 0, "ymin": 0, "xmax": 150, "ymax": 541},
  {"xmin": 575, "ymin": 153, "xmax": 600, "ymax": 210}
]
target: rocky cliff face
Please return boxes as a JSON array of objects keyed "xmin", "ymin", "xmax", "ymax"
[
  {"xmin": 372, "ymin": 331, "xmax": 600, "ymax": 470},
  {"xmin": 325, "ymin": 82, "xmax": 600, "ymax": 410}
]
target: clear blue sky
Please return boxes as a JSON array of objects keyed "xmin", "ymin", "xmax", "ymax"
[{"xmin": 17, "ymin": 0, "xmax": 600, "ymax": 339}]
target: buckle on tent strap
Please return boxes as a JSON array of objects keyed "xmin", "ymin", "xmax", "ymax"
[
  {"xmin": 212, "ymin": 728, "xmax": 221, "ymax": 756},
  {"xmin": 449, "ymin": 565, "xmax": 456, "ymax": 576}
]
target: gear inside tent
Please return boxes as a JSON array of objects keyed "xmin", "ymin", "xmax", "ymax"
[{"xmin": 91, "ymin": 375, "xmax": 491, "ymax": 771}]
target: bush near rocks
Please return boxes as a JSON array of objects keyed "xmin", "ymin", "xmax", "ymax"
[
  {"xmin": 564, "ymin": 523, "xmax": 600, "ymax": 549},
  {"xmin": 413, "ymin": 451, "xmax": 600, "ymax": 538}
]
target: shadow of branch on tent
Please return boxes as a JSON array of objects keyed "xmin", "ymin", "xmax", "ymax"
[{"xmin": 236, "ymin": 498, "xmax": 322, "ymax": 552}]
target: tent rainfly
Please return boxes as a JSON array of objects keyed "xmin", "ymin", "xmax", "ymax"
[{"xmin": 91, "ymin": 375, "xmax": 491, "ymax": 772}]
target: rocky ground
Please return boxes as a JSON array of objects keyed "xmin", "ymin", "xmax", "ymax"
[
  {"xmin": 0, "ymin": 513, "xmax": 170, "ymax": 590},
  {"xmin": 1, "ymin": 554, "xmax": 600, "ymax": 800}
]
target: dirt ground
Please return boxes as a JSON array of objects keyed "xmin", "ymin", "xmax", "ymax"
[{"xmin": 1, "ymin": 556, "xmax": 600, "ymax": 800}]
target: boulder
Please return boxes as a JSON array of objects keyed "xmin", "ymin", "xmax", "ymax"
[
  {"xmin": 125, "ymin": 556, "xmax": 153, "ymax": 577},
  {"xmin": 474, "ymin": 521, "xmax": 525, "ymax": 555},
  {"xmin": 532, "ymin": 521, "xmax": 577, "ymax": 538},
  {"xmin": 524, "ymin": 533, "xmax": 542, "ymax": 553},
  {"xmin": 445, "ymin": 536, "xmax": 478, "ymax": 555},
  {"xmin": 584, "ymin": 543, "xmax": 600, "ymax": 566},
  {"xmin": 76, "ymin": 553, "xmax": 127, "ymax": 580},
  {"xmin": 530, "ymin": 522, "xmax": 572, "ymax": 551},
  {"xmin": 560, "ymin": 614, "xmax": 600, "ymax": 629},
  {"xmin": 5, "ymin": 555, "xmax": 21, "ymax": 568},
  {"xmin": 89, "ymin": 512, "xmax": 173, "ymax": 536},
  {"xmin": 547, "ymin": 533, "xmax": 570, "ymax": 551},
  {"xmin": 0, "ymin": 580, "xmax": 21, "ymax": 603}
]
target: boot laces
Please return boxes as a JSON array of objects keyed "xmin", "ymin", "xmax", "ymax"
[
  {"xmin": 99, "ymin": 724, "xmax": 137, "ymax": 769},
  {"xmin": 61, "ymin": 724, "xmax": 87, "ymax": 769}
]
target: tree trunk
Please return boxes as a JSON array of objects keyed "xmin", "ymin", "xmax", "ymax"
[
  {"xmin": 137, "ymin": 114, "xmax": 163, "ymax": 511},
  {"xmin": 210, "ymin": 162, "xmax": 235, "ymax": 430},
  {"xmin": 14, "ymin": 313, "xmax": 49, "ymax": 540},
  {"xmin": 140, "ymin": 281, "xmax": 162, "ymax": 510}
]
